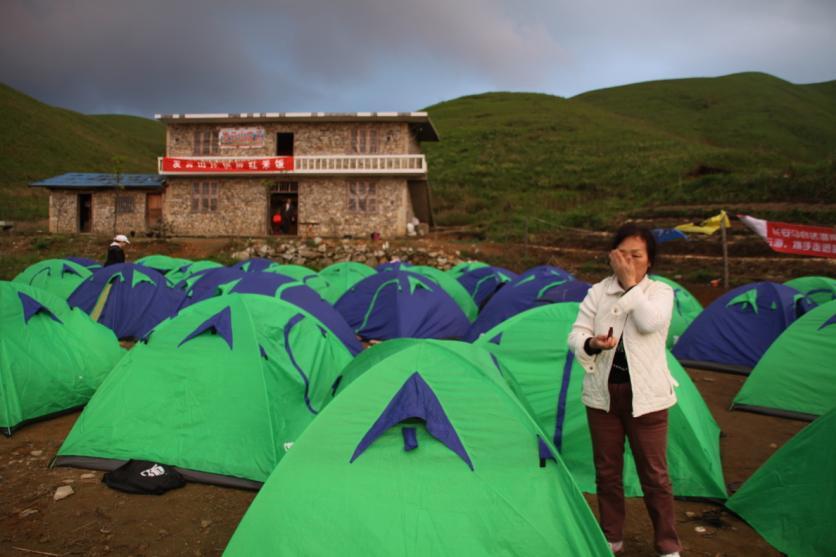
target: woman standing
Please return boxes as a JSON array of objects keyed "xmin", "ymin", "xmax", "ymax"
[{"xmin": 569, "ymin": 223, "xmax": 682, "ymax": 557}]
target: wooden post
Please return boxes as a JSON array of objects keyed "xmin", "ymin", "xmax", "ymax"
[
  {"xmin": 721, "ymin": 212, "xmax": 729, "ymax": 289},
  {"xmin": 524, "ymin": 217, "xmax": 529, "ymax": 260}
]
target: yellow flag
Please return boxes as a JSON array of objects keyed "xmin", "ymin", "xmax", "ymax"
[{"xmin": 675, "ymin": 210, "xmax": 731, "ymax": 235}]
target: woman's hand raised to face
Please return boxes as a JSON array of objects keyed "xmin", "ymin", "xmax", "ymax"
[{"xmin": 609, "ymin": 249, "xmax": 638, "ymax": 289}]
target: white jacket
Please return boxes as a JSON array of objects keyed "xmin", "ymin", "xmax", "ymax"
[{"xmin": 568, "ymin": 274, "xmax": 678, "ymax": 417}]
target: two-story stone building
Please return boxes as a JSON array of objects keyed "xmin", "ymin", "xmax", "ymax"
[{"xmin": 33, "ymin": 112, "xmax": 439, "ymax": 238}]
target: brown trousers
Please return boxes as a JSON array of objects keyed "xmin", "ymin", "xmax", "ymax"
[{"xmin": 586, "ymin": 383, "xmax": 681, "ymax": 554}]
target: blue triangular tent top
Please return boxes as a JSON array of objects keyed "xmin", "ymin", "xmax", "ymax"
[{"xmin": 351, "ymin": 372, "xmax": 473, "ymax": 470}]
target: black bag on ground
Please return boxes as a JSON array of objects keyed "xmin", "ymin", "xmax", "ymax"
[{"xmin": 102, "ymin": 460, "xmax": 186, "ymax": 495}]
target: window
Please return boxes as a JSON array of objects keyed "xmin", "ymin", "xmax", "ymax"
[
  {"xmin": 347, "ymin": 181, "xmax": 377, "ymax": 213},
  {"xmin": 194, "ymin": 129, "xmax": 219, "ymax": 156},
  {"xmin": 191, "ymin": 182, "xmax": 219, "ymax": 213},
  {"xmin": 115, "ymin": 195, "xmax": 135, "ymax": 214},
  {"xmin": 351, "ymin": 127, "xmax": 379, "ymax": 154}
]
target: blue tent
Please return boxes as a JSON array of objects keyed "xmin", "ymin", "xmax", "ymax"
[
  {"xmin": 335, "ymin": 270, "xmax": 470, "ymax": 341},
  {"xmin": 68, "ymin": 263, "xmax": 185, "ymax": 339},
  {"xmin": 181, "ymin": 267, "xmax": 361, "ymax": 355},
  {"xmin": 457, "ymin": 266, "xmax": 518, "ymax": 309},
  {"xmin": 66, "ymin": 257, "xmax": 102, "ymax": 270},
  {"xmin": 232, "ymin": 258, "xmax": 276, "ymax": 273},
  {"xmin": 376, "ymin": 261, "xmax": 412, "ymax": 272},
  {"xmin": 673, "ymin": 281, "xmax": 817, "ymax": 373},
  {"xmin": 464, "ymin": 265, "xmax": 586, "ymax": 342}
]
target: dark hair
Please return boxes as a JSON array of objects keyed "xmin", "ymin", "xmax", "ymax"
[{"xmin": 611, "ymin": 223, "xmax": 657, "ymax": 267}]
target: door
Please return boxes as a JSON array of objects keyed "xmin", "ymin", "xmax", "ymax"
[
  {"xmin": 269, "ymin": 190, "xmax": 298, "ymax": 236},
  {"xmin": 146, "ymin": 193, "xmax": 163, "ymax": 229},
  {"xmin": 78, "ymin": 194, "xmax": 92, "ymax": 233},
  {"xmin": 277, "ymin": 133, "xmax": 294, "ymax": 156}
]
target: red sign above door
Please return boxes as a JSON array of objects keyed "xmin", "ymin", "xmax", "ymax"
[{"xmin": 160, "ymin": 157, "xmax": 294, "ymax": 173}]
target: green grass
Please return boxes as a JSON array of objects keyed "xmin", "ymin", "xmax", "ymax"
[
  {"xmin": 0, "ymin": 83, "xmax": 164, "ymax": 220},
  {"xmin": 1, "ymin": 73, "xmax": 834, "ymax": 239},
  {"xmin": 424, "ymin": 73, "xmax": 836, "ymax": 239}
]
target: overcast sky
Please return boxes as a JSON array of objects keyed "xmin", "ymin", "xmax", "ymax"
[{"xmin": 1, "ymin": 0, "xmax": 834, "ymax": 117}]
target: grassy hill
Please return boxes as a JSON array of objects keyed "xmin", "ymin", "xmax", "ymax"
[
  {"xmin": 423, "ymin": 72, "xmax": 836, "ymax": 239},
  {"xmin": 1, "ymin": 73, "xmax": 834, "ymax": 236},
  {"xmin": 0, "ymin": 83, "xmax": 164, "ymax": 220}
]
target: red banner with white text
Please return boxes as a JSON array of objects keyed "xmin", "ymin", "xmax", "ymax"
[
  {"xmin": 161, "ymin": 157, "xmax": 294, "ymax": 173},
  {"xmin": 738, "ymin": 214, "xmax": 836, "ymax": 258}
]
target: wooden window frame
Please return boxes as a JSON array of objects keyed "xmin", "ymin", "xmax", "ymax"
[
  {"xmin": 191, "ymin": 182, "xmax": 219, "ymax": 213},
  {"xmin": 115, "ymin": 194, "xmax": 135, "ymax": 214},
  {"xmin": 351, "ymin": 126, "xmax": 379, "ymax": 154},
  {"xmin": 347, "ymin": 181, "xmax": 378, "ymax": 213},
  {"xmin": 193, "ymin": 129, "xmax": 219, "ymax": 156}
]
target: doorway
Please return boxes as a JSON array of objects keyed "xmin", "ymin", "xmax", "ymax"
[
  {"xmin": 269, "ymin": 182, "xmax": 299, "ymax": 235},
  {"xmin": 146, "ymin": 193, "xmax": 163, "ymax": 229},
  {"xmin": 78, "ymin": 194, "xmax": 92, "ymax": 232},
  {"xmin": 277, "ymin": 133, "xmax": 294, "ymax": 156}
]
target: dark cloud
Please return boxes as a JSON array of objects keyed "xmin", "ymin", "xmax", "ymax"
[{"xmin": 0, "ymin": 0, "xmax": 833, "ymax": 116}]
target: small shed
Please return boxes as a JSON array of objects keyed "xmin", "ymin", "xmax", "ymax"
[{"xmin": 31, "ymin": 173, "xmax": 165, "ymax": 234}]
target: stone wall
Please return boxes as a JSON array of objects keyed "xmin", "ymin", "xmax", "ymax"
[
  {"xmin": 167, "ymin": 122, "xmax": 413, "ymax": 157},
  {"xmin": 163, "ymin": 178, "xmax": 268, "ymax": 237},
  {"xmin": 49, "ymin": 191, "xmax": 77, "ymax": 233},
  {"xmin": 160, "ymin": 177, "xmax": 412, "ymax": 238},
  {"xmin": 93, "ymin": 191, "xmax": 148, "ymax": 235},
  {"xmin": 47, "ymin": 190, "xmax": 148, "ymax": 234},
  {"xmin": 300, "ymin": 178, "xmax": 410, "ymax": 238}
]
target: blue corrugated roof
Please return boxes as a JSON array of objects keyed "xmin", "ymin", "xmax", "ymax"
[{"xmin": 30, "ymin": 173, "xmax": 165, "ymax": 189}]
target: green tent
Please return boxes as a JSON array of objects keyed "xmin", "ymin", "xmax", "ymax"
[
  {"xmin": 784, "ymin": 275, "xmax": 836, "ymax": 306},
  {"xmin": 225, "ymin": 339, "xmax": 610, "ymax": 556},
  {"xmin": 262, "ymin": 263, "xmax": 330, "ymax": 296},
  {"xmin": 165, "ymin": 260, "xmax": 224, "ymax": 285},
  {"xmin": 1, "ymin": 282, "xmax": 124, "ymax": 435},
  {"xmin": 446, "ymin": 260, "xmax": 489, "ymax": 279},
  {"xmin": 476, "ymin": 302, "xmax": 726, "ymax": 499},
  {"xmin": 13, "ymin": 258, "xmax": 93, "ymax": 299},
  {"xmin": 318, "ymin": 261, "xmax": 377, "ymax": 304},
  {"xmin": 650, "ymin": 274, "xmax": 703, "ymax": 348},
  {"xmin": 407, "ymin": 265, "xmax": 479, "ymax": 322},
  {"xmin": 726, "ymin": 407, "xmax": 836, "ymax": 557},
  {"xmin": 732, "ymin": 300, "xmax": 836, "ymax": 420},
  {"xmin": 54, "ymin": 293, "xmax": 354, "ymax": 487},
  {"xmin": 135, "ymin": 254, "xmax": 193, "ymax": 274}
]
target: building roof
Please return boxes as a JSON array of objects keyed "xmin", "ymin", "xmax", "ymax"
[
  {"xmin": 154, "ymin": 111, "xmax": 440, "ymax": 142},
  {"xmin": 30, "ymin": 173, "xmax": 165, "ymax": 189}
]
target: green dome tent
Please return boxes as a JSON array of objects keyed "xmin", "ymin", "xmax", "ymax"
[
  {"xmin": 318, "ymin": 261, "xmax": 377, "ymax": 304},
  {"xmin": 13, "ymin": 258, "xmax": 93, "ymax": 299},
  {"xmin": 726, "ymin": 407, "xmax": 836, "ymax": 557},
  {"xmin": 54, "ymin": 294, "xmax": 354, "ymax": 488},
  {"xmin": 784, "ymin": 275, "xmax": 836, "ymax": 306},
  {"xmin": 446, "ymin": 260, "xmax": 489, "ymax": 279},
  {"xmin": 651, "ymin": 274, "xmax": 703, "ymax": 348},
  {"xmin": 476, "ymin": 302, "xmax": 726, "ymax": 499},
  {"xmin": 732, "ymin": 300, "xmax": 836, "ymax": 420},
  {"xmin": 1, "ymin": 282, "xmax": 124, "ymax": 435},
  {"xmin": 224, "ymin": 339, "xmax": 609, "ymax": 556},
  {"xmin": 135, "ymin": 255, "xmax": 193, "ymax": 274},
  {"xmin": 262, "ymin": 263, "xmax": 331, "ymax": 296},
  {"xmin": 406, "ymin": 265, "xmax": 479, "ymax": 322},
  {"xmin": 165, "ymin": 260, "xmax": 224, "ymax": 285}
]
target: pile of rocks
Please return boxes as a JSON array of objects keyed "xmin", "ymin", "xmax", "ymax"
[{"xmin": 230, "ymin": 238, "xmax": 464, "ymax": 270}]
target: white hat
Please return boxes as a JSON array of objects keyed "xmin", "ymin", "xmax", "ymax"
[{"xmin": 113, "ymin": 234, "xmax": 130, "ymax": 244}]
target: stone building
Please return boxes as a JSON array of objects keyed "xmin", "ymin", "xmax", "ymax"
[{"xmin": 33, "ymin": 112, "xmax": 439, "ymax": 238}]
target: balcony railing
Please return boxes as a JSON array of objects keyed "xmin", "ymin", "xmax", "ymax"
[{"xmin": 157, "ymin": 154, "xmax": 427, "ymax": 176}]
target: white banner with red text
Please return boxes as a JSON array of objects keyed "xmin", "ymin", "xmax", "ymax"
[{"xmin": 160, "ymin": 156, "xmax": 294, "ymax": 173}]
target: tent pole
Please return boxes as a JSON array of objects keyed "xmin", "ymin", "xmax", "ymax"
[{"xmin": 721, "ymin": 213, "xmax": 729, "ymax": 289}]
